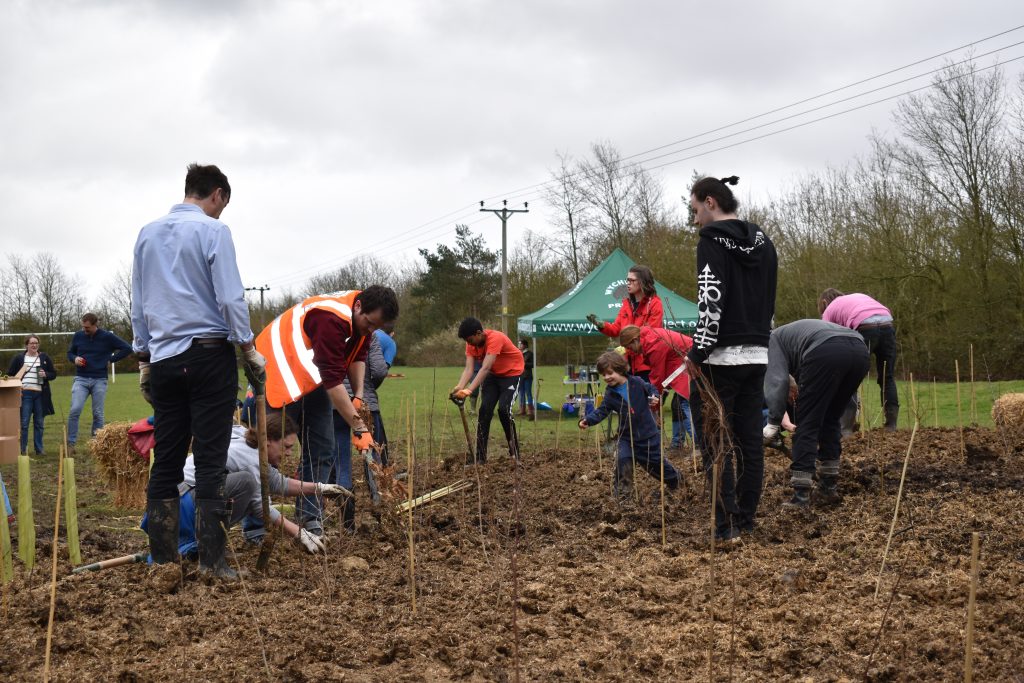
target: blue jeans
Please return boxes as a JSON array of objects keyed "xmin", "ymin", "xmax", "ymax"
[
  {"xmin": 616, "ymin": 433, "xmax": 680, "ymax": 490},
  {"xmin": 670, "ymin": 393, "xmax": 692, "ymax": 447},
  {"xmin": 67, "ymin": 377, "xmax": 108, "ymax": 446},
  {"xmin": 20, "ymin": 389, "xmax": 46, "ymax": 454},
  {"xmin": 518, "ymin": 378, "xmax": 534, "ymax": 408},
  {"xmin": 0, "ymin": 473, "xmax": 11, "ymax": 516},
  {"xmin": 285, "ymin": 385, "xmax": 335, "ymax": 533}
]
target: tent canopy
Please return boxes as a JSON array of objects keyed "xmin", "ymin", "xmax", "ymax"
[{"xmin": 517, "ymin": 248, "xmax": 699, "ymax": 338}]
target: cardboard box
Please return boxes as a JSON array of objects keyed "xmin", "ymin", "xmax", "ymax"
[
  {"xmin": 0, "ymin": 379, "xmax": 21, "ymax": 441},
  {"xmin": 0, "ymin": 436, "xmax": 18, "ymax": 465}
]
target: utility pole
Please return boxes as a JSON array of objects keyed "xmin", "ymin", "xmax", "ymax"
[
  {"xmin": 245, "ymin": 285, "xmax": 271, "ymax": 328},
  {"xmin": 480, "ymin": 200, "xmax": 528, "ymax": 335}
]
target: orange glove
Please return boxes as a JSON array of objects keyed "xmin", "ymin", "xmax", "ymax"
[
  {"xmin": 351, "ymin": 396, "xmax": 364, "ymax": 411},
  {"xmin": 454, "ymin": 388, "xmax": 472, "ymax": 400},
  {"xmin": 351, "ymin": 430, "xmax": 374, "ymax": 451}
]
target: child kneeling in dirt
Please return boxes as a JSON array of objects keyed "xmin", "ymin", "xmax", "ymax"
[{"xmin": 578, "ymin": 351, "xmax": 681, "ymax": 499}]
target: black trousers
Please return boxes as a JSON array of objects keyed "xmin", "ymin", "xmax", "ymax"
[
  {"xmin": 476, "ymin": 373, "xmax": 521, "ymax": 462},
  {"xmin": 858, "ymin": 324, "xmax": 899, "ymax": 410},
  {"xmin": 690, "ymin": 363, "xmax": 766, "ymax": 533},
  {"xmin": 148, "ymin": 341, "xmax": 237, "ymax": 501},
  {"xmin": 792, "ymin": 337, "xmax": 870, "ymax": 473}
]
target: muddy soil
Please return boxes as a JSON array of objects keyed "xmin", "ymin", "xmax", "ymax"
[{"xmin": 0, "ymin": 426, "xmax": 1022, "ymax": 681}]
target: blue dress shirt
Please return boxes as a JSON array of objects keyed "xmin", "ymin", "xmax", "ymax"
[{"xmin": 131, "ymin": 203, "xmax": 254, "ymax": 363}]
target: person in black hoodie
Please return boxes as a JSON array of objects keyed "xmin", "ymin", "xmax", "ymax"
[{"xmin": 685, "ymin": 176, "xmax": 778, "ymax": 543}]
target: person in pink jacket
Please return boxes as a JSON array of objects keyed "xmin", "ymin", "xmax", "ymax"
[
  {"xmin": 620, "ymin": 325, "xmax": 693, "ymax": 446},
  {"xmin": 818, "ymin": 289, "xmax": 899, "ymax": 430}
]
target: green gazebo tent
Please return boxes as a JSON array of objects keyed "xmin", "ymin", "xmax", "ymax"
[
  {"xmin": 517, "ymin": 248, "xmax": 698, "ymax": 338},
  {"xmin": 516, "ymin": 248, "xmax": 699, "ymax": 407}
]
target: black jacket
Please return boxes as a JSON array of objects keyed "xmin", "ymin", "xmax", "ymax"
[
  {"xmin": 688, "ymin": 219, "xmax": 777, "ymax": 364},
  {"xmin": 8, "ymin": 352, "xmax": 58, "ymax": 416}
]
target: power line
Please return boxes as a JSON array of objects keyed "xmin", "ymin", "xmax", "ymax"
[{"xmin": 261, "ymin": 26, "xmax": 1024, "ymax": 292}]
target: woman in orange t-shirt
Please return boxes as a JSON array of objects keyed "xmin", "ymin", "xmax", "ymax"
[{"xmin": 451, "ymin": 317, "xmax": 525, "ymax": 465}]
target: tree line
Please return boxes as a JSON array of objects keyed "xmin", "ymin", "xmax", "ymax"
[{"xmin": 2, "ymin": 60, "xmax": 1021, "ymax": 379}]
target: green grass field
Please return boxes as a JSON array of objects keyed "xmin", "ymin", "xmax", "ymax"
[{"xmin": 11, "ymin": 366, "xmax": 1022, "ymax": 460}]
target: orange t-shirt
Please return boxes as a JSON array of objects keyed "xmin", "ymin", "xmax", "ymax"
[{"xmin": 465, "ymin": 330, "xmax": 525, "ymax": 377}]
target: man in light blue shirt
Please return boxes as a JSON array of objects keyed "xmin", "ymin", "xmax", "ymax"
[{"xmin": 131, "ymin": 163, "xmax": 266, "ymax": 584}]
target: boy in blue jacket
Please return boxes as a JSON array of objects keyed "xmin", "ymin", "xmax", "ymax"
[{"xmin": 579, "ymin": 351, "xmax": 681, "ymax": 498}]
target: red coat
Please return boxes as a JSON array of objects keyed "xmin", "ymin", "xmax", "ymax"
[
  {"xmin": 599, "ymin": 295, "xmax": 663, "ymax": 374},
  {"xmin": 638, "ymin": 327, "xmax": 692, "ymax": 399}
]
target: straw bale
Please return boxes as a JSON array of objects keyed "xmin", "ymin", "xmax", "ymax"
[
  {"xmin": 992, "ymin": 393, "xmax": 1024, "ymax": 429},
  {"xmin": 89, "ymin": 422, "xmax": 149, "ymax": 509}
]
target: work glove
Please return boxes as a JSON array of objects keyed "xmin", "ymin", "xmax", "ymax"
[
  {"xmin": 139, "ymin": 361, "xmax": 153, "ymax": 405},
  {"xmin": 351, "ymin": 429, "xmax": 374, "ymax": 451},
  {"xmin": 585, "ymin": 313, "xmax": 603, "ymax": 329},
  {"xmin": 351, "ymin": 396, "xmax": 364, "ymax": 412},
  {"xmin": 614, "ymin": 345, "xmax": 627, "ymax": 356},
  {"xmin": 296, "ymin": 528, "xmax": 326, "ymax": 554},
  {"xmin": 762, "ymin": 423, "xmax": 780, "ymax": 444},
  {"xmin": 453, "ymin": 388, "xmax": 472, "ymax": 400},
  {"xmin": 241, "ymin": 346, "xmax": 267, "ymax": 395},
  {"xmin": 315, "ymin": 482, "xmax": 353, "ymax": 499}
]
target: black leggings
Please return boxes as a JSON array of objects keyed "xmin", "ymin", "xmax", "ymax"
[{"xmin": 476, "ymin": 373, "xmax": 521, "ymax": 462}]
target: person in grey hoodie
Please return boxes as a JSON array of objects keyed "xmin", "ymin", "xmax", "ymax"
[
  {"xmin": 685, "ymin": 176, "xmax": 777, "ymax": 544},
  {"xmin": 763, "ymin": 319, "xmax": 869, "ymax": 507}
]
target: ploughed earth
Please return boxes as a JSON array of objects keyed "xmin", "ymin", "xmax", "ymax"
[{"xmin": 1, "ymin": 425, "xmax": 1022, "ymax": 681}]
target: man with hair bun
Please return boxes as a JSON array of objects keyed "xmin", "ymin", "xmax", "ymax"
[{"xmin": 686, "ymin": 175, "xmax": 778, "ymax": 544}]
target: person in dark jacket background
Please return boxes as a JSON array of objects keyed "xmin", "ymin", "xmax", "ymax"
[
  {"xmin": 685, "ymin": 176, "xmax": 778, "ymax": 544},
  {"xmin": 579, "ymin": 351, "xmax": 680, "ymax": 499},
  {"xmin": 8, "ymin": 334, "xmax": 58, "ymax": 455},
  {"xmin": 66, "ymin": 313, "xmax": 133, "ymax": 453},
  {"xmin": 764, "ymin": 320, "xmax": 869, "ymax": 507}
]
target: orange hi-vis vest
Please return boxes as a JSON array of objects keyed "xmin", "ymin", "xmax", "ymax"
[{"xmin": 255, "ymin": 291, "xmax": 366, "ymax": 408}]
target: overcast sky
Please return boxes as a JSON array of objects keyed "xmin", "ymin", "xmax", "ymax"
[{"xmin": 3, "ymin": 0, "xmax": 1023, "ymax": 303}]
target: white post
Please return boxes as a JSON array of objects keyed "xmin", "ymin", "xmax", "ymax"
[{"xmin": 110, "ymin": 362, "xmax": 116, "ymax": 384}]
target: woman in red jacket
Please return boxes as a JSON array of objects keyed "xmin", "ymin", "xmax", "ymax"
[
  {"xmin": 588, "ymin": 265, "xmax": 663, "ymax": 380},
  {"xmin": 620, "ymin": 325, "xmax": 693, "ymax": 447}
]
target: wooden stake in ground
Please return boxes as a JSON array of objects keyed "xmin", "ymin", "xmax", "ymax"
[
  {"xmin": 965, "ymin": 531, "xmax": 980, "ymax": 683},
  {"xmin": 875, "ymin": 375, "xmax": 919, "ymax": 600},
  {"xmin": 955, "ymin": 359, "xmax": 965, "ymax": 459},
  {"xmin": 255, "ymin": 395, "xmax": 277, "ymax": 573},
  {"xmin": 554, "ymin": 399, "xmax": 563, "ymax": 449},
  {"xmin": 17, "ymin": 454, "xmax": 34, "ymax": 569},
  {"xmin": 932, "ymin": 378, "xmax": 939, "ymax": 429},
  {"xmin": 43, "ymin": 448, "xmax": 65, "ymax": 683},
  {"xmin": 969, "ymin": 344, "xmax": 976, "ymax": 424},
  {"xmin": 594, "ymin": 426, "xmax": 602, "ymax": 469},
  {"xmin": 659, "ymin": 422, "xmax": 666, "ymax": 548},
  {"xmin": 63, "ymin": 455, "xmax": 81, "ymax": 566},
  {"xmin": 406, "ymin": 399, "xmax": 417, "ymax": 615}
]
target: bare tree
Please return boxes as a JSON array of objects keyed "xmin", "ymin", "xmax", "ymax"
[
  {"xmin": 577, "ymin": 141, "xmax": 639, "ymax": 250},
  {"xmin": 3, "ymin": 254, "xmax": 38, "ymax": 330},
  {"xmin": 542, "ymin": 151, "xmax": 590, "ymax": 281},
  {"xmin": 305, "ymin": 254, "xmax": 397, "ymax": 296}
]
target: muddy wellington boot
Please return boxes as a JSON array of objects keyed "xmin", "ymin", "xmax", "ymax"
[
  {"xmin": 816, "ymin": 459, "xmax": 841, "ymax": 505},
  {"xmin": 196, "ymin": 498, "xmax": 240, "ymax": 581},
  {"xmin": 783, "ymin": 472, "xmax": 813, "ymax": 509},
  {"xmin": 147, "ymin": 498, "xmax": 181, "ymax": 564},
  {"xmin": 884, "ymin": 404, "xmax": 899, "ymax": 432},
  {"xmin": 614, "ymin": 459, "xmax": 635, "ymax": 501}
]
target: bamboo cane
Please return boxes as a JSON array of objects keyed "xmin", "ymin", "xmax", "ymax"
[
  {"xmin": 708, "ymin": 458, "xmax": 719, "ymax": 682},
  {"xmin": 955, "ymin": 359, "xmax": 965, "ymax": 459},
  {"xmin": 875, "ymin": 377, "xmax": 919, "ymax": 600},
  {"xmin": 969, "ymin": 344, "xmax": 976, "ymax": 424},
  {"xmin": 43, "ymin": 449, "xmax": 65, "ymax": 682},
  {"xmin": 659, "ymin": 421, "xmax": 666, "ymax": 547},
  {"xmin": 933, "ymin": 378, "xmax": 939, "ymax": 429},
  {"xmin": 0, "ymin": 494, "xmax": 11, "ymax": 583},
  {"xmin": 965, "ymin": 531, "xmax": 980, "ymax": 683},
  {"xmin": 406, "ymin": 398, "xmax": 416, "ymax": 615},
  {"xmin": 397, "ymin": 480, "xmax": 473, "ymax": 513},
  {"xmin": 554, "ymin": 398, "xmax": 562, "ymax": 449},
  {"xmin": 594, "ymin": 427, "xmax": 602, "ymax": 469},
  {"xmin": 17, "ymin": 454, "xmax": 34, "ymax": 569},
  {"xmin": 63, "ymin": 456, "xmax": 81, "ymax": 566}
]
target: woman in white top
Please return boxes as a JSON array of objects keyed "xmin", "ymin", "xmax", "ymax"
[{"xmin": 7, "ymin": 334, "xmax": 58, "ymax": 456}]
